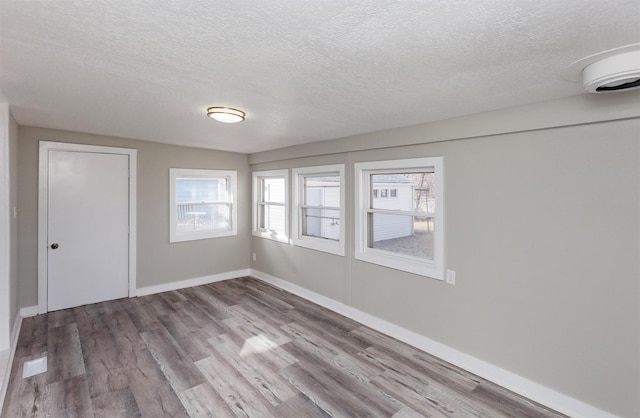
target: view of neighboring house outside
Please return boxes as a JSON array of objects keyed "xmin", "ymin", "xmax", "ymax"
[
  {"xmin": 369, "ymin": 172, "xmax": 437, "ymax": 261},
  {"xmin": 303, "ymin": 176, "xmax": 341, "ymax": 241},
  {"xmin": 306, "ymin": 173, "xmax": 435, "ymax": 245},
  {"xmin": 370, "ymin": 174, "xmax": 414, "ymax": 241}
]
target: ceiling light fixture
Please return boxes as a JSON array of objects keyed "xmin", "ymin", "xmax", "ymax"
[{"xmin": 207, "ymin": 106, "xmax": 246, "ymax": 123}]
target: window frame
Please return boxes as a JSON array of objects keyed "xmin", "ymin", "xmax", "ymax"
[
  {"xmin": 354, "ymin": 157, "xmax": 444, "ymax": 279},
  {"xmin": 292, "ymin": 164, "xmax": 345, "ymax": 256},
  {"xmin": 169, "ymin": 168, "xmax": 237, "ymax": 243},
  {"xmin": 252, "ymin": 169, "xmax": 289, "ymax": 243}
]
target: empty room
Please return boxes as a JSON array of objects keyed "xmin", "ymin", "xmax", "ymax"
[{"xmin": 0, "ymin": 1, "xmax": 639, "ymax": 417}]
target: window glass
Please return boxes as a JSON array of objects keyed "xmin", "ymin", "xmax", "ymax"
[
  {"xmin": 370, "ymin": 173, "xmax": 434, "ymax": 212},
  {"xmin": 369, "ymin": 172, "xmax": 435, "ymax": 261},
  {"xmin": 302, "ymin": 175, "xmax": 341, "ymax": 241},
  {"xmin": 292, "ymin": 165, "xmax": 345, "ymax": 255},
  {"xmin": 253, "ymin": 170, "xmax": 289, "ymax": 243},
  {"xmin": 355, "ymin": 158, "xmax": 443, "ymax": 279},
  {"xmin": 259, "ymin": 201, "xmax": 285, "ymax": 232},
  {"xmin": 369, "ymin": 213, "xmax": 434, "ymax": 260},
  {"xmin": 262, "ymin": 177, "xmax": 285, "ymax": 204},
  {"xmin": 175, "ymin": 178, "xmax": 230, "ymax": 234},
  {"xmin": 170, "ymin": 169, "xmax": 237, "ymax": 242}
]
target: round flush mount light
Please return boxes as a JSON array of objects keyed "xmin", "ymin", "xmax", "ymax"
[
  {"xmin": 207, "ymin": 106, "xmax": 246, "ymax": 123},
  {"xmin": 562, "ymin": 44, "xmax": 640, "ymax": 93}
]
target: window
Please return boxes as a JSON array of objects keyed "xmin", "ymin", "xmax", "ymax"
[
  {"xmin": 355, "ymin": 157, "xmax": 444, "ymax": 279},
  {"xmin": 253, "ymin": 169, "xmax": 289, "ymax": 242},
  {"xmin": 292, "ymin": 164, "xmax": 345, "ymax": 255},
  {"xmin": 169, "ymin": 168, "xmax": 237, "ymax": 242}
]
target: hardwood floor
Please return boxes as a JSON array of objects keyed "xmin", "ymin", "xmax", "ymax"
[{"xmin": 2, "ymin": 277, "xmax": 564, "ymax": 417}]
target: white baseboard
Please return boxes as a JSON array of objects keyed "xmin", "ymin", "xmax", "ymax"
[
  {"xmin": 23, "ymin": 268, "xmax": 252, "ymax": 312},
  {"xmin": 250, "ymin": 269, "xmax": 617, "ymax": 418},
  {"xmin": 19, "ymin": 306, "xmax": 39, "ymax": 318},
  {"xmin": 136, "ymin": 269, "xmax": 251, "ymax": 297},
  {"xmin": 0, "ymin": 313, "xmax": 22, "ymax": 413}
]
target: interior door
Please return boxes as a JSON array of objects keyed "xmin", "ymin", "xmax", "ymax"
[{"xmin": 47, "ymin": 150, "xmax": 130, "ymax": 311}]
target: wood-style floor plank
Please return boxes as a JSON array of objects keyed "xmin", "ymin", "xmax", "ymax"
[
  {"xmin": 46, "ymin": 323, "xmax": 86, "ymax": 384},
  {"xmin": 195, "ymin": 355, "xmax": 277, "ymax": 417},
  {"xmin": 44, "ymin": 374, "xmax": 94, "ymax": 417},
  {"xmin": 211, "ymin": 333, "xmax": 298, "ymax": 406},
  {"xmin": 2, "ymin": 353, "xmax": 48, "ymax": 417},
  {"xmin": 179, "ymin": 382, "xmax": 235, "ymax": 418},
  {"xmin": 2, "ymin": 277, "xmax": 565, "ymax": 417},
  {"xmin": 123, "ymin": 357, "xmax": 189, "ymax": 417},
  {"xmin": 90, "ymin": 387, "xmax": 140, "ymax": 418},
  {"xmin": 140, "ymin": 327, "xmax": 206, "ymax": 393}
]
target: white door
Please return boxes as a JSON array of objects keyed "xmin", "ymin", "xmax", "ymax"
[{"xmin": 47, "ymin": 150, "xmax": 130, "ymax": 311}]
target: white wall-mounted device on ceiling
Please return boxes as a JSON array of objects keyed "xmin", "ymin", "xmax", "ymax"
[{"xmin": 563, "ymin": 43, "xmax": 640, "ymax": 93}]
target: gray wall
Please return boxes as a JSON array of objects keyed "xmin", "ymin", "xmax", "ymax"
[
  {"xmin": 9, "ymin": 111, "xmax": 18, "ymax": 328},
  {"xmin": 12, "ymin": 93, "xmax": 640, "ymax": 416},
  {"xmin": 17, "ymin": 127, "xmax": 251, "ymax": 308},
  {"xmin": 250, "ymin": 97, "xmax": 640, "ymax": 417}
]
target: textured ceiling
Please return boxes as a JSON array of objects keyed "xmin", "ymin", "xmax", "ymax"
[{"xmin": 1, "ymin": 0, "xmax": 639, "ymax": 153}]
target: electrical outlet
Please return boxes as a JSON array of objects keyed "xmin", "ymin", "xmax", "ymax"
[
  {"xmin": 446, "ymin": 269, "xmax": 456, "ymax": 285},
  {"xmin": 252, "ymin": 253, "xmax": 256, "ymax": 261}
]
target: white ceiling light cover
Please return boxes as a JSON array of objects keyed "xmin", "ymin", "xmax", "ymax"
[{"xmin": 207, "ymin": 107, "xmax": 246, "ymax": 123}]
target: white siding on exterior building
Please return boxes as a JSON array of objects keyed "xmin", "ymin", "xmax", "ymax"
[
  {"xmin": 372, "ymin": 183, "xmax": 413, "ymax": 241},
  {"xmin": 261, "ymin": 177, "xmax": 286, "ymax": 233},
  {"xmin": 305, "ymin": 180, "xmax": 340, "ymax": 241}
]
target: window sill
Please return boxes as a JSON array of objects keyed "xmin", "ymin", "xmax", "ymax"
[
  {"xmin": 170, "ymin": 229, "xmax": 237, "ymax": 243},
  {"xmin": 355, "ymin": 248, "xmax": 443, "ymax": 280},
  {"xmin": 292, "ymin": 236, "xmax": 345, "ymax": 256},
  {"xmin": 253, "ymin": 230, "xmax": 289, "ymax": 244}
]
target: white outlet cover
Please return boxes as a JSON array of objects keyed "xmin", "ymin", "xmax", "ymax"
[
  {"xmin": 23, "ymin": 356, "xmax": 47, "ymax": 378},
  {"xmin": 446, "ymin": 269, "xmax": 456, "ymax": 285}
]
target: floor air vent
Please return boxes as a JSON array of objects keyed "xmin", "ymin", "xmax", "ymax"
[{"xmin": 22, "ymin": 356, "xmax": 47, "ymax": 378}]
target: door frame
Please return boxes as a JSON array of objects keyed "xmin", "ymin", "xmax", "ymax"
[
  {"xmin": 0, "ymin": 103, "xmax": 10, "ymax": 350},
  {"xmin": 38, "ymin": 141, "xmax": 137, "ymax": 314}
]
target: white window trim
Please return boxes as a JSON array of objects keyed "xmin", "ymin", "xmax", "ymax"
[
  {"xmin": 169, "ymin": 168, "xmax": 237, "ymax": 243},
  {"xmin": 292, "ymin": 164, "xmax": 345, "ymax": 256},
  {"xmin": 354, "ymin": 157, "xmax": 444, "ymax": 280},
  {"xmin": 252, "ymin": 169, "xmax": 289, "ymax": 243}
]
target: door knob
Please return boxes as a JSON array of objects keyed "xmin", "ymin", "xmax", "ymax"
[{"xmin": 50, "ymin": 243, "xmax": 59, "ymax": 249}]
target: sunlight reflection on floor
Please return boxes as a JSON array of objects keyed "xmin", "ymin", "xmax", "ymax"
[{"xmin": 239, "ymin": 335, "xmax": 278, "ymax": 357}]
